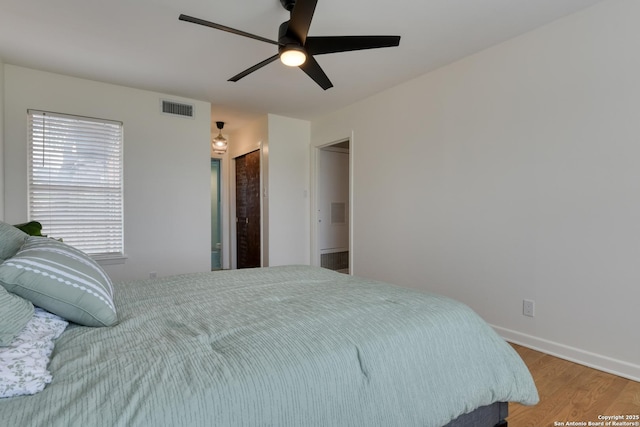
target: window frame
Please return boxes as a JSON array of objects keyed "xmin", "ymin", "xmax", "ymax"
[{"xmin": 27, "ymin": 109, "xmax": 126, "ymax": 264}]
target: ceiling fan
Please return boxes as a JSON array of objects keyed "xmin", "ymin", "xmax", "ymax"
[{"xmin": 179, "ymin": 0, "xmax": 401, "ymax": 90}]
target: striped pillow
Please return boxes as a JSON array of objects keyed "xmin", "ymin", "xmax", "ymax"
[
  {"xmin": 0, "ymin": 237, "xmax": 117, "ymax": 327},
  {"xmin": 0, "ymin": 286, "xmax": 34, "ymax": 346},
  {"xmin": 0, "ymin": 220, "xmax": 28, "ymax": 262}
]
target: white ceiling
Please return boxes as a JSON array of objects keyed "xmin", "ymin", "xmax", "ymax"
[{"xmin": 0, "ymin": 0, "xmax": 603, "ymax": 132}]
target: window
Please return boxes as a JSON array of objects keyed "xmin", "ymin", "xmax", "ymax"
[{"xmin": 27, "ymin": 110, "xmax": 124, "ymax": 258}]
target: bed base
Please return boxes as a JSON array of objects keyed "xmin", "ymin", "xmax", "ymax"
[{"xmin": 443, "ymin": 401, "xmax": 508, "ymax": 427}]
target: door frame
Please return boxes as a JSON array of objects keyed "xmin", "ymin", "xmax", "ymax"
[{"xmin": 311, "ymin": 134, "xmax": 354, "ymax": 274}]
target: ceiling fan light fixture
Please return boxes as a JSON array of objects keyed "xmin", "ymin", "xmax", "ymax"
[{"xmin": 280, "ymin": 45, "xmax": 306, "ymax": 67}]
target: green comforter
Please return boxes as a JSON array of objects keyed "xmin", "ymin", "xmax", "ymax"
[{"xmin": 0, "ymin": 265, "xmax": 538, "ymax": 426}]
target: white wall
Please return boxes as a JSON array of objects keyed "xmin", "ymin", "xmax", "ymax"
[
  {"xmin": 227, "ymin": 114, "xmax": 310, "ymax": 267},
  {"xmin": 0, "ymin": 57, "xmax": 4, "ymax": 220},
  {"xmin": 3, "ymin": 65, "xmax": 211, "ymax": 281},
  {"xmin": 267, "ymin": 114, "xmax": 310, "ymax": 266},
  {"xmin": 311, "ymin": 0, "xmax": 640, "ymax": 381}
]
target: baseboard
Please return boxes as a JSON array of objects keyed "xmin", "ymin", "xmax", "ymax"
[{"xmin": 492, "ymin": 325, "xmax": 640, "ymax": 383}]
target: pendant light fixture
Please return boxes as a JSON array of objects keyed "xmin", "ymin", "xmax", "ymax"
[{"xmin": 212, "ymin": 121, "xmax": 228, "ymax": 155}]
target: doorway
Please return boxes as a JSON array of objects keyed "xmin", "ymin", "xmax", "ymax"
[
  {"xmin": 316, "ymin": 140, "xmax": 350, "ymax": 273},
  {"xmin": 235, "ymin": 150, "xmax": 261, "ymax": 269},
  {"xmin": 210, "ymin": 158, "xmax": 222, "ymax": 270}
]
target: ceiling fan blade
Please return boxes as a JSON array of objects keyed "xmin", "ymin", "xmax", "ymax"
[
  {"xmin": 228, "ymin": 54, "xmax": 280, "ymax": 82},
  {"xmin": 299, "ymin": 55, "xmax": 333, "ymax": 90},
  {"xmin": 287, "ymin": 0, "xmax": 317, "ymax": 44},
  {"xmin": 305, "ymin": 35, "xmax": 401, "ymax": 55},
  {"xmin": 179, "ymin": 14, "xmax": 279, "ymax": 46}
]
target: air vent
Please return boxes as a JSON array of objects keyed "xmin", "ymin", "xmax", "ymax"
[
  {"xmin": 321, "ymin": 251, "xmax": 349, "ymax": 271},
  {"xmin": 161, "ymin": 100, "xmax": 194, "ymax": 118}
]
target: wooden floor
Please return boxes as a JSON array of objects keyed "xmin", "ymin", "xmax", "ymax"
[{"xmin": 508, "ymin": 344, "xmax": 640, "ymax": 427}]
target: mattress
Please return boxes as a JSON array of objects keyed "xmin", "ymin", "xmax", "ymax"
[{"xmin": 0, "ymin": 265, "xmax": 538, "ymax": 426}]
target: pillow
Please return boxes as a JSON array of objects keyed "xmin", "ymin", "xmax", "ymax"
[
  {"xmin": 0, "ymin": 286, "xmax": 34, "ymax": 346},
  {"xmin": 0, "ymin": 237, "xmax": 117, "ymax": 327},
  {"xmin": 0, "ymin": 221, "xmax": 28, "ymax": 262},
  {"xmin": 0, "ymin": 308, "xmax": 68, "ymax": 398}
]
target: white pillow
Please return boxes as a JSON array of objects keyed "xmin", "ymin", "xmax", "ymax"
[{"xmin": 0, "ymin": 308, "xmax": 68, "ymax": 398}]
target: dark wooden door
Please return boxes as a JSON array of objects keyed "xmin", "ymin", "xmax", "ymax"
[{"xmin": 235, "ymin": 150, "xmax": 261, "ymax": 268}]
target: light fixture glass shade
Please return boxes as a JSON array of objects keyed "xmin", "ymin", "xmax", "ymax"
[
  {"xmin": 280, "ymin": 47, "xmax": 306, "ymax": 67},
  {"xmin": 212, "ymin": 131, "xmax": 227, "ymax": 154}
]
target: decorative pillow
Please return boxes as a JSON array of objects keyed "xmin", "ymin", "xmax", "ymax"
[
  {"xmin": 0, "ymin": 308, "xmax": 68, "ymax": 398},
  {"xmin": 0, "ymin": 221, "xmax": 28, "ymax": 262},
  {"xmin": 0, "ymin": 287, "xmax": 34, "ymax": 346},
  {"xmin": 0, "ymin": 237, "xmax": 117, "ymax": 327}
]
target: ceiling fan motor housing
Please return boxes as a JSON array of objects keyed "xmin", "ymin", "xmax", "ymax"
[
  {"xmin": 278, "ymin": 20, "xmax": 299, "ymax": 49},
  {"xmin": 280, "ymin": 0, "xmax": 296, "ymax": 11}
]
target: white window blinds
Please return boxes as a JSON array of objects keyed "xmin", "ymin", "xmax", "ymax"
[{"xmin": 28, "ymin": 110, "xmax": 124, "ymax": 256}]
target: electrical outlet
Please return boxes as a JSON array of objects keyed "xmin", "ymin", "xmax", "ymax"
[
  {"xmin": 523, "ymin": 299, "xmax": 535, "ymax": 317},
  {"xmin": 149, "ymin": 271, "xmax": 157, "ymax": 279}
]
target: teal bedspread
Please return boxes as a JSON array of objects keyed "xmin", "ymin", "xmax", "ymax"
[{"xmin": 0, "ymin": 265, "xmax": 538, "ymax": 426}]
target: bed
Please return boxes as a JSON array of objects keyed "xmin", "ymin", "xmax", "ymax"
[{"xmin": 0, "ymin": 241, "xmax": 538, "ymax": 426}]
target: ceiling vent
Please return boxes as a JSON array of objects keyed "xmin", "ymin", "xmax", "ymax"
[{"xmin": 161, "ymin": 100, "xmax": 194, "ymax": 118}]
